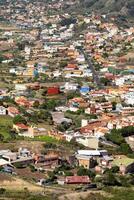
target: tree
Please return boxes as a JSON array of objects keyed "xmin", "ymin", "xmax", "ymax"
[
  {"xmin": 29, "ymin": 164, "xmax": 37, "ymax": 172},
  {"xmin": 57, "ymin": 121, "xmax": 71, "ymax": 132},
  {"xmin": 34, "ymin": 63, "xmax": 38, "ymax": 68},
  {"xmin": 40, "ymin": 74, "xmax": 49, "ymax": 82},
  {"xmin": 17, "ymin": 42, "xmax": 25, "ymax": 50},
  {"xmin": 13, "ymin": 115, "xmax": 27, "ymax": 125},
  {"xmin": 43, "ymin": 142, "xmax": 57, "ymax": 149},
  {"xmin": 59, "ymin": 61, "xmax": 67, "ymax": 68},
  {"xmin": 121, "ymin": 126, "xmax": 134, "ymax": 137},
  {"xmin": 0, "ymin": 57, "xmax": 4, "ymax": 63},
  {"xmin": 66, "ymin": 91, "xmax": 81, "ymax": 100},
  {"xmin": 100, "ymin": 77, "xmax": 110, "ymax": 86},
  {"xmin": 117, "ymin": 175, "xmax": 131, "ymax": 187},
  {"xmin": 77, "ymin": 167, "xmax": 95, "ymax": 178},
  {"xmin": 70, "ymin": 138, "xmax": 85, "ymax": 149},
  {"xmin": 105, "ymin": 129, "xmax": 125, "ymax": 145},
  {"xmin": 103, "ymin": 52, "xmax": 109, "ymax": 58},
  {"xmin": 47, "ymin": 171, "xmax": 57, "ymax": 182},
  {"xmin": 28, "ymin": 112, "xmax": 38, "ymax": 124},
  {"xmin": 106, "ymin": 127, "xmax": 134, "ymax": 155},
  {"xmin": 60, "ymin": 17, "xmax": 76, "ymax": 26},
  {"xmin": 55, "ymin": 163, "xmax": 72, "ymax": 174},
  {"xmin": 0, "ymin": 188, "xmax": 6, "ymax": 195},
  {"xmin": 117, "ymin": 143, "xmax": 132, "ymax": 155},
  {"xmin": 44, "ymin": 100, "xmax": 57, "ymax": 111},
  {"xmin": 37, "ymin": 110, "xmax": 52, "ymax": 122},
  {"xmin": 33, "ymin": 100, "xmax": 39, "ymax": 108},
  {"xmin": 14, "ymin": 162, "xmax": 26, "ymax": 169},
  {"xmin": 64, "ymin": 171, "xmax": 74, "ymax": 176},
  {"xmin": 110, "ymin": 165, "xmax": 119, "ymax": 173},
  {"xmin": 103, "ymin": 172, "xmax": 120, "ymax": 186},
  {"xmin": 112, "ymin": 102, "xmax": 117, "ymax": 110},
  {"xmin": 0, "ymin": 134, "xmax": 4, "ymax": 142}
]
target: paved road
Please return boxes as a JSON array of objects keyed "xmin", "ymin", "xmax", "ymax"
[{"xmin": 77, "ymin": 46, "xmax": 101, "ymax": 87}]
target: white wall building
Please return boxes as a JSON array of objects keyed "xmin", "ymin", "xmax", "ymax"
[
  {"xmin": 15, "ymin": 84, "xmax": 27, "ymax": 91},
  {"xmin": 76, "ymin": 136, "xmax": 99, "ymax": 149},
  {"xmin": 64, "ymin": 82, "xmax": 78, "ymax": 91},
  {"xmin": 123, "ymin": 92, "xmax": 134, "ymax": 105},
  {"xmin": 115, "ymin": 77, "xmax": 125, "ymax": 86},
  {"xmin": 0, "ymin": 106, "xmax": 6, "ymax": 115}
]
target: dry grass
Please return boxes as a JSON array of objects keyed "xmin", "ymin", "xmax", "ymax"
[
  {"xmin": 0, "ymin": 176, "xmax": 43, "ymax": 192},
  {"xmin": 58, "ymin": 190, "xmax": 108, "ymax": 200},
  {"xmin": 112, "ymin": 155, "xmax": 134, "ymax": 167}
]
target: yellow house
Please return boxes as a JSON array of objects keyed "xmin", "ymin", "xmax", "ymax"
[
  {"xmin": 76, "ymin": 154, "xmax": 97, "ymax": 169},
  {"xmin": 23, "ymin": 67, "xmax": 34, "ymax": 77}
]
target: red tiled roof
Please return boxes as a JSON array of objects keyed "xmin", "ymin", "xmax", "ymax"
[
  {"xmin": 15, "ymin": 123, "xmax": 28, "ymax": 130},
  {"xmin": 66, "ymin": 64, "xmax": 78, "ymax": 69},
  {"xmin": 15, "ymin": 98, "xmax": 31, "ymax": 107},
  {"xmin": 8, "ymin": 107, "xmax": 19, "ymax": 114},
  {"xmin": 80, "ymin": 121, "xmax": 104, "ymax": 134},
  {"xmin": 69, "ymin": 97, "xmax": 85, "ymax": 103},
  {"xmin": 3, "ymin": 53, "xmax": 13, "ymax": 59},
  {"xmin": 65, "ymin": 176, "xmax": 90, "ymax": 184},
  {"xmin": 47, "ymin": 87, "xmax": 59, "ymax": 95},
  {"xmin": 91, "ymin": 89, "xmax": 109, "ymax": 95}
]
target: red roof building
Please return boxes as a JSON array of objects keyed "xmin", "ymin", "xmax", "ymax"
[
  {"xmin": 65, "ymin": 176, "xmax": 90, "ymax": 184},
  {"xmin": 15, "ymin": 123, "xmax": 28, "ymax": 130},
  {"xmin": 3, "ymin": 53, "xmax": 13, "ymax": 59},
  {"xmin": 15, "ymin": 97, "xmax": 32, "ymax": 108},
  {"xmin": 7, "ymin": 106, "xmax": 19, "ymax": 117},
  {"xmin": 47, "ymin": 87, "xmax": 60, "ymax": 95},
  {"xmin": 80, "ymin": 120, "xmax": 103, "ymax": 134},
  {"xmin": 105, "ymin": 73, "xmax": 115, "ymax": 80},
  {"xmin": 66, "ymin": 64, "xmax": 78, "ymax": 69}
]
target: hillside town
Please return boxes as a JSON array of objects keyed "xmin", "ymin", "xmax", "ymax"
[{"xmin": 0, "ymin": 0, "xmax": 134, "ymax": 200}]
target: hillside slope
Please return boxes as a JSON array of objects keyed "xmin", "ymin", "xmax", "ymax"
[{"xmin": 79, "ymin": 0, "xmax": 134, "ymax": 17}]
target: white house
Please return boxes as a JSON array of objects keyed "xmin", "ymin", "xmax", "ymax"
[
  {"xmin": 55, "ymin": 106, "xmax": 69, "ymax": 112},
  {"xmin": 77, "ymin": 150, "xmax": 108, "ymax": 157},
  {"xmin": 123, "ymin": 92, "xmax": 134, "ymax": 105},
  {"xmin": 0, "ymin": 106, "xmax": 6, "ymax": 115},
  {"xmin": 69, "ymin": 106, "xmax": 79, "ymax": 112},
  {"xmin": 15, "ymin": 84, "xmax": 27, "ymax": 91},
  {"xmin": 81, "ymin": 119, "xmax": 88, "ymax": 127},
  {"xmin": 64, "ymin": 82, "xmax": 78, "ymax": 91},
  {"xmin": 115, "ymin": 77, "xmax": 125, "ymax": 86},
  {"xmin": 52, "ymin": 70, "xmax": 62, "ymax": 77},
  {"xmin": 25, "ymin": 46, "xmax": 31, "ymax": 55},
  {"xmin": 9, "ymin": 68, "xmax": 16, "ymax": 74}
]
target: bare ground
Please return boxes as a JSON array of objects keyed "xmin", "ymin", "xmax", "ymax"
[
  {"xmin": 58, "ymin": 190, "xmax": 109, "ymax": 200},
  {"xmin": 0, "ymin": 141, "xmax": 44, "ymax": 154},
  {"xmin": 0, "ymin": 176, "xmax": 43, "ymax": 192}
]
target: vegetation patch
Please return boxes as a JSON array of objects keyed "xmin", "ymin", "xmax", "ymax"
[{"xmin": 0, "ymin": 115, "xmax": 13, "ymax": 139}]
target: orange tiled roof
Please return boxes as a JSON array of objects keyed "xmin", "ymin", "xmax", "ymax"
[
  {"xmin": 8, "ymin": 106, "xmax": 19, "ymax": 114},
  {"xmin": 15, "ymin": 123, "xmax": 28, "ymax": 130}
]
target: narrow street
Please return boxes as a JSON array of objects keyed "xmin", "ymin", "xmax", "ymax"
[{"xmin": 77, "ymin": 46, "xmax": 101, "ymax": 87}]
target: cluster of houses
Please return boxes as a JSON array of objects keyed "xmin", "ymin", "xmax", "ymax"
[
  {"xmin": 0, "ymin": 0, "xmax": 134, "ymax": 188},
  {"xmin": 0, "ymin": 9, "xmax": 134, "ymax": 147},
  {"xmin": 0, "ymin": 147, "xmax": 133, "ymax": 185}
]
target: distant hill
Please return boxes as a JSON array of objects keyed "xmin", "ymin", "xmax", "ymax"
[
  {"xmin": 0, "ymin": 0, "xmax": 134, "ymax": 26},
  {"xmin": 79, "ymin": 0, "xmax": 134, "ymax": 18},
  {"xmin": 62, "ymin": 0, "xmax": 134, "ymax": 26}
]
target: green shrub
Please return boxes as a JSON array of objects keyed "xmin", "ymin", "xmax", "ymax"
[
  {"xmin": 0, "ymin": 188, "xmax": 6, "ymax": 194},
  {"xmin": 29, "ymin": 164, "xmax": 37, "ymax": 172}
]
